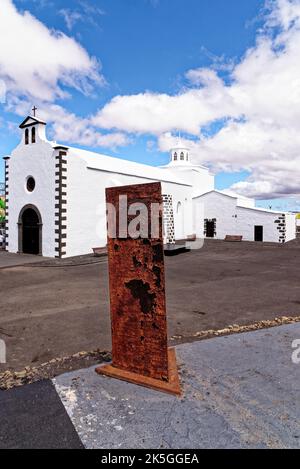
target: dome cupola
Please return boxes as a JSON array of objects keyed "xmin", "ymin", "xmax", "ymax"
[{"xmin": 170, "ymin": 140, "xmax": 190, "ymax": 166}]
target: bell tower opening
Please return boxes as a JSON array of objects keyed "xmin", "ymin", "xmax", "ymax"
[{"xmin": 170, "ymin": 144, "xmax": 190, "ymax": 165}]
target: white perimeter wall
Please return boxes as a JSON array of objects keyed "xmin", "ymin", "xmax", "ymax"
[
  {"xmin": 236, "ymin": 207, "xmax": 282, "ymax": 243},
  {"xmin": 7, "ymin": 140, "xmax": 56, "ymax": 257},
  {"xmin": 65, "ymin": 155, "xmax": 194, "ymax": 257},
  {"xmin": 193, "ymin": 192, "xmax": 296, "ymax": 243}
]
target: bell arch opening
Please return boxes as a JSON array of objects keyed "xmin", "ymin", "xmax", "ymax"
[{"xmin": 18, "ymin": 205, "xmax": 42, "ymax": 255}]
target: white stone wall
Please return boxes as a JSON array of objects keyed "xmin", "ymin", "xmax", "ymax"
[
  {"xmin": 165, "ymin": 166, "xmax": 215, "ymax": 198},
  {"xmin": 193, "ymin": 191, "xmax": 296, "ymax": 243},
  {"xmin": 236, "ymin": 197, "xmax": 255, "ymax": 208},
  {"xmin": 65, "ymin": 154, "xmax": 194, "ymax": 258},
  {"xmin": 193, "ymin": 192, "xmax": 237, "ymax": 239},
  {"xmin": 236, "ymin": 207, "xmax": 282, "ymax": 243},
  {"xmin": 285, "ymin": 213, "xmax": 296, "ymax": 242},
  {"xmin": 7, "ymin": 139, "xmax": 56, "ymax": 257}
]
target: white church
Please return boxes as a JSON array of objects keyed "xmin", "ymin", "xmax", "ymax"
[{"xmin": 3, "ymin": 114, "xmax": 296, "ymax": 258}]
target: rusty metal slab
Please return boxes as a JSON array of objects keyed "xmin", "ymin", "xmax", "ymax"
[{"xmin": 96, "ymin": 182, "xmax": 180, "ymax": 394}]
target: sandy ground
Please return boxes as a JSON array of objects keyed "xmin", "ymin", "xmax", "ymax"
[{"xmin": 1, "ymin": 239, "xmax": 300, "ymax": 372}]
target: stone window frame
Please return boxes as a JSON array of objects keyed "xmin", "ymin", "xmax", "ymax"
[{"xmin": 26, "ymin": 176, "xmax": 36, "ymax": 193}]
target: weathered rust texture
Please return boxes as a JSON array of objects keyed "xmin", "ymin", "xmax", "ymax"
[
  {"xmin": 98, "ymin": 348, "xmax": 181, "ymax": 396},
  {"xmin": 106, "ymin": 182, "xmax": 169, "ymax": 382}
]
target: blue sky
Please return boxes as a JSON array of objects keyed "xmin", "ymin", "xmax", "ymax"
[{"xmin": 1, "ymin": 0, "xmax": 300, "ymax": 211}]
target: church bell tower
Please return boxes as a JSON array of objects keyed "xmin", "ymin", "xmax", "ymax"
[
  {"xmin": 19, "ymin": 107, "xmax": 47, "ymax": 145},
  {"xmin": 170, "ymin": 140, "xmax": 190, "ymax": 166}
]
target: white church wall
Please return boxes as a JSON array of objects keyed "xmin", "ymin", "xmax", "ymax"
[
  {"xmin": 221, "ymin": 190, "xmax": 255, "ymax": 209},
  {"xmin": 7, "ymin": 140, "xmax": 56, "ymax": 257},
  {"xmin": 193, "ymin": 191, "xmax": 294, "ymax": 243},
  {"xmin": 190, "ymin": 170, "xmax": 215, "ymax": 197},
  {"xmin": 236, "ymin": 197, "xmax": 255, "ymax": 209},
  {"xmin": 65, "ymin": 155, "xmax": 194, "ymax": 258},
  {"xmin": 164, "ymin": 167, "xmax": 214, "ymax": 198},
  {"xmin": 163, "ymin": 182, "xmax": 193, "ymax": 241},
  {"xmin": 193, "ymin": 192, "xmax": 237, "ymax": 239},
  {"xmin": 235, "ymin": 207, "xmax": 282, "ymax": 242},
  {"xmin": 193, "ymin": 201, "xmax": 205, "ymax": 238}
]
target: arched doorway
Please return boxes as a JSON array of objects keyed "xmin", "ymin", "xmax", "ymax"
[{"xmin": 18, "ymin": 205, "xmax": 42, "ymax": 255}]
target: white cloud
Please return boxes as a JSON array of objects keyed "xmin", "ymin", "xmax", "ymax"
[
  {"xmin": 59, "ymin": 2, "xmax": 105, "ymax": 31},
  {"xmin": 0, "ymin": 80, "xmax": 6, "ymax": 104},
  {"xmin": 148, "ymin": 0, "xmax": 160, "ymax": 7},
  {"xmin": 0, "ymin": 1, "xmax": 127, "ymax": 151},
  {"xmin": 91, "ymin": 0, "xmax": 300, "ymax": 200},
  {"xmin": 49, "ymin": 106, "xmax": 130, "ymax": 149},
  {"xmin": 0, "ymin": 0, "xmax": 103, "ymax": 101},
  {"xmin": 265, "ymin": 0, "xmax": 300, "ymax": 29},
  {"xmin": 4, "ymin": 0, "xmax": 300, "ymax": 194},
  {"xmin": 92, "ymin": 72, "xmax": 238, "ymax": 136}
]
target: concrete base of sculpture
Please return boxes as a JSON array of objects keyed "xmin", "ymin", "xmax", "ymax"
[{"xmin": 95, "ymin": 348, "xmax": 181, "ymax": 396}]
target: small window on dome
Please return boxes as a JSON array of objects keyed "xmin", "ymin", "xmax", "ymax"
[
  {"xmin": 174, "ymin": 152, "xmax": 178, "ymax": 161},
  {"xmin": 25, "ymin": 129, "xmax": 29, "ymax": 145},
  {"xmin": 180, "ymin": 152, "xmax": 184, "ymax": 160},
  {"xmin": 26, "ymin": 177, "xmax": 36, "ymax": 192},
  {"xmin": 31, "ymin": 127, "xmax": 36, "ymax": 144},
  {"xmin": 186, "ymin": 153, "xmax": 189, "ymax": 161}
]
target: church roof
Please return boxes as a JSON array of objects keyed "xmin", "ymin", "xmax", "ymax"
[
  {"xmin": 65, "ymin": 146, "xmax": 192, "ymax": 187},
  {"xmin": 19, "ymin": 116, "xmax": 46, "ymax": 128},
  {"xmin": 161, "ymin": 161, "xmax": 211, "ymax": 171},
  {"xmin": 193, "ymin": 189, "xmax": 237, "ymax": 200}
]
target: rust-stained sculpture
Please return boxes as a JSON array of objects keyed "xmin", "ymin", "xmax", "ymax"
[{"xmin": 96, "ymin": 182, "xmax": 181, "ymax": 395}]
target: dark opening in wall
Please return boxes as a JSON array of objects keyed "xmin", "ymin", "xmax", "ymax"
[
  {"xmin": 26, "ymin": 177, "xmax": 35, "ymax": 193},
  {"xmin": 32, "ymin": 127, "xmax": 36, "ymax": 144},
  {"xmin": 204, "ymin": 219, "xmax": 216, "ymax": 238},
  {"xmin": 254, "ymin": 225, "xmax": 263, "ymax": 242}
]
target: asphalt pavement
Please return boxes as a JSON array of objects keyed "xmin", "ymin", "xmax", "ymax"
[{"xmin": 1, "ymin": 323, "xmax": 299, "ymax": 449}]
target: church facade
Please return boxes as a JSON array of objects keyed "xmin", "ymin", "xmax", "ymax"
[{"xmin": 3, "ymin": 115, "xmax": 296, "ymax": 258}]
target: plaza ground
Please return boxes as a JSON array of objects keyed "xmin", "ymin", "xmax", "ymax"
[{"xmin": 1, "ymin": 239, "xmax": 300, "ymax": 373}]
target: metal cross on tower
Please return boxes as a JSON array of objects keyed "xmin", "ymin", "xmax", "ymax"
[{"xmin": 32, "ymin": 106, "xmax": 37, "ymax": 117}]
